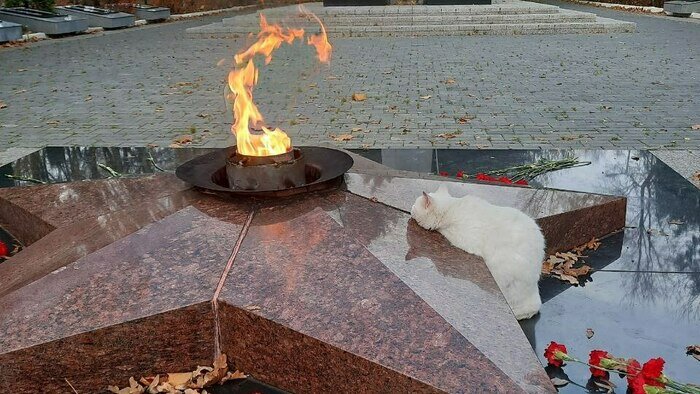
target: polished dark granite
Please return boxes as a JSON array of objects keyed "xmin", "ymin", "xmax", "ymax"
[
  {"xmin": 0, "ymin": 303, "xmax": 215, "ymax": 394},
  {"xmin": 325, "ymin": 191, "xmax": 553, "ymax": 393},
  {"xmin": 0, "ymin": 206, "xmax": 242, "ymax": 353},
  {"xmin": 219, "ymin": 206, "xmax": 522, "ymax": 393},
  {"xmin": 3, "ymin": 147, "xmax": 673, "ymax": 393},
  {"xmin": 345, "ymin": 173, "xmax": 626, "ymax": 254}
]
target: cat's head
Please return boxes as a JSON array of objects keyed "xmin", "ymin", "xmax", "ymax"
[{"xmin": 410, "ymin": 185, "xmax": 452, "ymax": 230}]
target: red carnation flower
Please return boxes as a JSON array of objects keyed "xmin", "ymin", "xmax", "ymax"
[
  {"xmin": 544, "ymin": 341, "xmax": 569, "ymax": 367},
  {"xmin": 628, "ymin": 372, "xmax": 646, "ymax": 394},
  {"xmin": 588, "ymin": 350, "xmax": 610, "ymax": 378},
  {"xmin": 627, "ymin": 359, "xmax": 642, "ymax": 384},
  {"xmin": 456, "ymin": 170, "xmax": 464, "ymax": 179},
  {"xmin": 0, "ymin": 240, "xmax": 8, "ymax": 257},
  {"xmin": 515, "ymin": 179, "xmax": 528, "ymax": 186},
  {"xmin": 439, "ymin": 171, "xmax": 448, "ymax": 177},
  {"xmin": 498, "ymin": 177, "xmax": 512, "ymax": 184},
  {"xmin": 641, "ymin": 358, "xmax": 665, "ymax": 387}
]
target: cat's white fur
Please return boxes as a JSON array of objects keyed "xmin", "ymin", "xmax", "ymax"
[{"xmin": 410, "ymin": 185, "xmax": 545, "ymax": 320}]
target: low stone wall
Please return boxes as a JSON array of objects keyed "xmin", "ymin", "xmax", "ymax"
[{"xmin": 52, "ymin": 0, "xmax": 308, "ymax": 15}]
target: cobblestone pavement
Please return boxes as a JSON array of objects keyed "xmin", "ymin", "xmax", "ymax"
[{"xmin": 0, "ymin": 2, "xmax": 698, "ymax": 151}]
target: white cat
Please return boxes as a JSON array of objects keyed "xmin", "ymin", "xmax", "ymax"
[{"xmin": 410, "ymin": 185, "xmax": 545, "ymax": 320}]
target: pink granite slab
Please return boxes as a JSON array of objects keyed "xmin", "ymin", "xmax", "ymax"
[
  {"xmin": 324, "ymin": 191, "xmax": 554, "ymax": 393},
  {"xmin": 345, "ymin": 173, "xmax": 626, "ymax": 253},
  {"xmin": 0, "ymin": 206, "xmax": 245, "ymax": 391},
  {"xmin": 218, "ymin": 207, "xmax": 522, "ymax": 393},
  {"xmin": 0, "ymin": 303, "xmax": 215, "ymax": 394}
]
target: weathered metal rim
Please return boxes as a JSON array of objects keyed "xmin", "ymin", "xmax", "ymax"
[{"xmin": 175, "ymin": 146, "xmax": 353, "ymax": 197}]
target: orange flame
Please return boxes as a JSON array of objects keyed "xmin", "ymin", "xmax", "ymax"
[{"xmin": 228, "ymin": 12, "xmax": 332, "ymax": 157}]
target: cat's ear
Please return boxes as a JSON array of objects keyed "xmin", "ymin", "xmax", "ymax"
[
  {"xmin": 422, "ymin": 191, "xmax": 432, "ymax": 209},
  {"xmin": 436, "ymin": 184, "xmax": 449, "ymax": 196}
]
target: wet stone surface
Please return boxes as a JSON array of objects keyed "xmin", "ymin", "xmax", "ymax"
[{"xmin": 0, "ymin": 147, "xmax": 698, "ymax": 392}]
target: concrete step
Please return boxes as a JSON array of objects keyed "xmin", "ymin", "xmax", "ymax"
[
  {"xmin": 221, "ymin": 11, "xmax": 598, "ymax": 27},
  {"xmin": 188, "ymin": 1, "xmax": 636, "ymax": 37},
  {"xmin": 189, "ymin": 17, "xmax": 635, "ymax": 37}
]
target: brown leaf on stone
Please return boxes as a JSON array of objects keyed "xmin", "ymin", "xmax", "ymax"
[
  {"xmin": 457, "ymin": 115, "xmax": 475, "ymax": 124},
  {"xmin": 85, "ymin": 95, "xmax": 93, "ymax": 102},
  {"xmin": 435, "ymin": 131, "xmax": 461, "ymax": 140},
  {"xmin": 586, "ymin": 328, "xmax": 595, "ymax": 339},
  {"xmin": 444, "ymin": 78, "xmax": 456, "ymax": 85},
  {"xmin": 331, "ymin": 134, "xmax": 354, "ymax": 142},
  {"xmin": 167, "ymin": 372, "xmax": 193, "ymax": 387},
  {"xmin": 0, "ymin": 100, "xmax": 7, "ymax": 109},
  {"xmin": 351, "ymin": 127, "xmax": 363, "ymax": 132},
  {"xmin": 693, "ymin": 171, "xmax": 700, "ymax": 182},
  {"xmin": 173, "ymin": 135, "xmax": 193, "ymax": 145},
  {"xmin": 691, "ymin": 124, "xmax": 700, "ymax": 130},
  {"xmin": 352, "ymin": 93, "xmax": 367, "ymax": 102},
  {"xmin": 687, "ymin": 345, "xmax": 700, "ymax": 362}
]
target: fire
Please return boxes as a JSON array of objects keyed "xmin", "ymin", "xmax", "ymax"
[{"xmin": 228, "ymin": 10, "xmax": 332, "ymax": 157}]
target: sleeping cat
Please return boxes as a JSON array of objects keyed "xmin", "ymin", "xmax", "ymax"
[{"xmin": 410, "ymin": 185, "xmax": 545, "ymax": 320}]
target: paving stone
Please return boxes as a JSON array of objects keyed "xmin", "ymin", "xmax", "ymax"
[{"xmin": 0, "ymin": 2, "xmax": 697, "ymax": 150}]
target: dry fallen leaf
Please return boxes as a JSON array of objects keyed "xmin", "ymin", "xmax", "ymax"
[
  {"xmin": 435, "ymin": 131, "xmax": 461, "ymax": 140},
  {"xmin": 457, "ymin": 115, "xmax": 475, "ymax": 124},
  {"xmin": 351, "ymin": 127, "xmax": 363, "ymax": 132},
  {"xmin": 444, "ymin": 78, "xmax": 456, "ymax": 84},
  {"xmin": 687, "ymin": 345, "xmax": 700, "ymax": 362},
  {"xmin": 0, "ymin": 101, "xmax": 6, "ymax": 109},
  {"xmin": 352, "ymin": 93, "xmax": 367, "ymax": 102},
  {"xmin": 691, "ymin": 124, "xmax": 700, "ymax": 130},
  {"xmin": 85, "ymin": 95, "xmax": 93, "ymax": 102},
  {"xmin": 172, "ymin": 135, "xmax": 193, "ymax": 145},
  {"xmin": 586, "ymin": 328, "xmax": 595, "ymax": 339},
  {"xmin": 693, "ymin": 171, "xmax": 700, "ymax": 182},
  {"xmin": 542, "ymin": 239, "xmax": 596, "ymax": 285},
  {"xmin": 331, "ymin": 134, "xmax": 354, "ymax": 142}
]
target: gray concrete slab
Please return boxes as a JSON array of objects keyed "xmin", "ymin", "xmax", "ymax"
[
  {"xmin": 0, "ymin": 148, "xmax": 40, "ymax": 167},
  {"xmin": 0, "ymin": 7, "xmax": 88, "ymax": 35},
  {"xmin": 652, "ymin": 150, "xmax": 700, "ymax": 188},
  {"xmin": 56, "ymin": 6, "xmax": 135, "ymax": 29},
  {"xmin": 0, "ymin": 20, "xmax": 22, "ymax": 42}
]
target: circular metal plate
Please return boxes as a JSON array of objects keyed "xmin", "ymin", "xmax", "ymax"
[{"xmin": 175, "ymin": 146, "xmax": 354, "ymax": 197}]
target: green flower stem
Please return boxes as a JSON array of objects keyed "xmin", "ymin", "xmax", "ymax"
[
  {"xmin": 97, "ymin": 163, "xmax": 122, "ymax": 178},
  {"xmin": 465, "ymin": 157, "xmax": 591, "ymax": 181},
  {"xmin": 3, "ymin": 174, "xmax": 46, "ymax": 184},
  {"xmin": 558, "ymin": 357, "xmax": 700, "ymax": 394}
]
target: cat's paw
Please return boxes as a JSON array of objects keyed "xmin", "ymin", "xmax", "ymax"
[{"xmin": 514, "ymin": 309, "xmax": 539, "ymax": 320}]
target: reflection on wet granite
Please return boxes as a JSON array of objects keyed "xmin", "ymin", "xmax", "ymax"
[
  {"xmin": 0, "ymin": 173, "xmax": 189, "ymax": 246},
  {"xmin": 0, "ymin": 190, "xmax": 198, "ymax": 297},
  {"xmin": 0, "ymin": 146, "xmax": 218, "ymax": 187},
  {"xmin": 219, "ymin": 207, "xmax": 522, "ymax": 393},
  {"xmin": 326, "ymin": 191, "xmax": 553, "ymax": 393},
  {"xmin": 345, "ymin": 172, "xmax": 626, "ymax": 254},
  {"xmin": 522, "ymin": 271, "xmax": 700, "ymax": 391}
]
